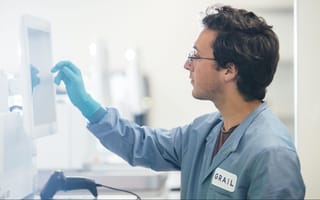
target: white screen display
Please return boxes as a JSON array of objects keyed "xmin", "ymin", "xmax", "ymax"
[
  {"xmin": 21, "ymin": 15, "xmax": 57, "ymax": 138},
  {"xmin": 28, "ymin": 28, "xmax": 56, "ymax": 127}
]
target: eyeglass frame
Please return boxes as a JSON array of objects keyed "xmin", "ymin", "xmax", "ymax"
[{"xmin": 186, "ymin": 48, "xmax": 216, "ymax": 65}]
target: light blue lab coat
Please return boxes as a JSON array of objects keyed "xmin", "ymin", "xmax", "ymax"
[{"xmin": 87, "ymin": 103, "xmax": 305, "ymax": 199}]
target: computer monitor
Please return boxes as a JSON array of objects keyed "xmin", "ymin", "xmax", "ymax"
[{"xmin": 20, "ymin": 15, "xmax": 57, "ymax": 138}]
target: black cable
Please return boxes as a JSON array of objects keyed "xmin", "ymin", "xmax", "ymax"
[{"xmin": 96, "ymin": 183, "xmax": 142, "ymax": 200}]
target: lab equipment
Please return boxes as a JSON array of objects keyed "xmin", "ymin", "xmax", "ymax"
[
  {"xmin": 0, "ymin": 72, "xmax": 8, "ymax": 112},
  {"xmin": 88, "ymin": 39, "xmax": 111, "ymax": 105},
  {"xmin": 20, "ymin": 15, "xmax": 57, "ymax": 138},
  {"xmin": 0, "ymin": 112, "xmax": 34, "ymax": 199},
  {"xmin": 109, "ymin": 48, "xmax": 150, "ymax": 123},
  {"xmin": 40, "ymin": 171, "xmax": 98, "ymax": 199},
  {"xmin": 51, "ymin": 61, "xmax": 101, "ymax": 119},
  {"xmin": 40, "ymin": 170, "xmax": 142, "ymax": 200}
]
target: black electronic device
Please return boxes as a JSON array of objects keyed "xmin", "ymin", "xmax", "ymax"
[{"xmin": 40, "ymin": 171, "xmax": 98, "ymax": 199}]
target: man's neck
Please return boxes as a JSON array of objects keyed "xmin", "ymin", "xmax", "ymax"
[{"xmin": 215, "ymin": 98, "xmax": 262, "ymax": 130}]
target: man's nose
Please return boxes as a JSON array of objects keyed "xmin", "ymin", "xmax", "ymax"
[{"xmin": 184, "ymin": 60, "xmax": 191, "ymax": 70}]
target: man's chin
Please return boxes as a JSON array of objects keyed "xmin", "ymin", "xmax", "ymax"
[
  {"xmin": 192, "ymin": 92, "xmax": 202, "ymax": 100},
  {"xmin": 192, "ymin": 91, "xmax": 211, "ymax": 101}
]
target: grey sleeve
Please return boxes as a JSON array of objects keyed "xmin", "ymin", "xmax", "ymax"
[
  {"xmin": 87, "ymin": 107, "xmax": 187, "ymax": 171},
  {"xmin": 247, "ymin": 147, "xmax": 305, "ymax": 199}
]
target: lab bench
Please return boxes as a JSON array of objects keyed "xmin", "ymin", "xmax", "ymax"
[{"xmin": 32, "ymin": 167, "xmax": 180, "ymax": 200}]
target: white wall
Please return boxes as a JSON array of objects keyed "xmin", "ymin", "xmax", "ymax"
[{"xmin": 296, "ymin": 0, "xmax": 320, "ymax": 198}]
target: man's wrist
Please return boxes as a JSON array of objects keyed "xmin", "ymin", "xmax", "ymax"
[
  {"xmin": 88, "ymin": 107, "xmax": 108, "ymax": 123},
  {"xmin": 79, "ymin": 95, "xmax": 101, "ymax": 120}
]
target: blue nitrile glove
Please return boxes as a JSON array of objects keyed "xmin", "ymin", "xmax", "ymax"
[{"xmin": 51, "ymin": 60, "xmax": 101, "ymax": 119}]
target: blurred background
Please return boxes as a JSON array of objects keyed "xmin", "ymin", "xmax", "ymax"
[{"xmin": 0, "ymin": 0, "xmax": 319, "ymax": 199}]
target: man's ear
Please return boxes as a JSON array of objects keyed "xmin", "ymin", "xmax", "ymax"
[{"xmin": 224, "ymin": 62, "xmax": 238, "ymax": 81}]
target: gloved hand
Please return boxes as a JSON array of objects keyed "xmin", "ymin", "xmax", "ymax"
[{"xmin": 51, "ymin": 61, "xmax": 101, "ymax": 119}]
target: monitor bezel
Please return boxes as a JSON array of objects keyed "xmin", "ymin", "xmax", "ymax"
[{"xmin": 20, "ymin": 15, "xmax": 57, "ymax": 139}]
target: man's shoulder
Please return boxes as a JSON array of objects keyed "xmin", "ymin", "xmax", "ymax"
[{"xmin": 243, "ymin": 108, "xmax": 296, "ymax": 151}]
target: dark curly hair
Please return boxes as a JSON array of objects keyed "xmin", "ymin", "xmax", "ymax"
[{"xmin": 202, "ymin": 5, "xmax": 279, "ymax": 101}]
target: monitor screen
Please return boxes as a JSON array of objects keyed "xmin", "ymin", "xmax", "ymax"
[{"xmin": 20, "ymin": 15, "xmax": 57, "ymax": 138}]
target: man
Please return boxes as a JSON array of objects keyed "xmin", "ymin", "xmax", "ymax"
[{"xmin": 51, "ymin": 4, "xmax": 305, "ymax": 199}]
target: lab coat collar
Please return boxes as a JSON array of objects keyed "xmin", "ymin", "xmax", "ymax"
[{"xmin": 200, "ymin": 102, "xmax": 268, "ymax": 183}]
